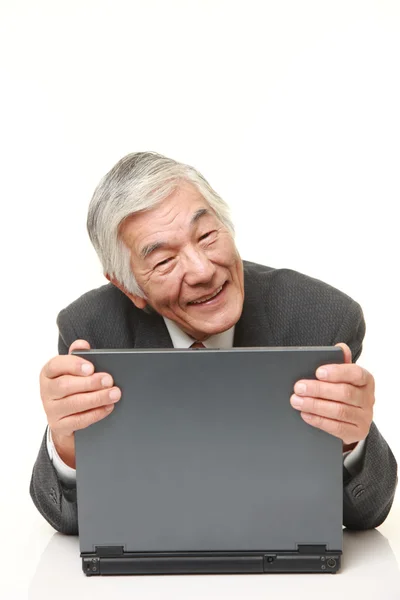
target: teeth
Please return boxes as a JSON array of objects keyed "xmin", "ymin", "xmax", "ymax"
[{"xmin": 190, "ymin": 285, "xmax": 223, "ymax": 304}]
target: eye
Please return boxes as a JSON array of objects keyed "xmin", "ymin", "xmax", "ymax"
[
  {"xmin": 155, "ymin": 257, "xmax": 173, "ymax": 268},
  {"xmin": 199, "ymin": 230, "xmax": 215, "ymax": 241}
]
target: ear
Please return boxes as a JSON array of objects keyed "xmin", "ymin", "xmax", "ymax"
[{"xmin": 105, "ymin": 274, "xmax": 147, "ymax": 310}]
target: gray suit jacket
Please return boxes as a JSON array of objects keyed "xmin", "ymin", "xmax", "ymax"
[{"xmin": 30, "ymin": 261, "xmax": 398, "ymax": 534}]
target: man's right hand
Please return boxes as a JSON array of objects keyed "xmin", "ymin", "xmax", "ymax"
[{"xmin": 40, "ymin": 339, "xmax": 121, "ymax": 469}]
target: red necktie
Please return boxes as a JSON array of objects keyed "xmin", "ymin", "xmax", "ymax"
[{"xmin": 190, "ymin": 342, "xmax": 206, "ymax": 348}]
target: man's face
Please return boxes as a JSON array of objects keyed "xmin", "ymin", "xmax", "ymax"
[{"xmin": 118, "ymin": 183, "xmax": 245, "ymax": 341}]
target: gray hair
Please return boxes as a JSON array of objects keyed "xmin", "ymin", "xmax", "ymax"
[{"xmin": 87, "ymin": 151, "xmax": 235, "ymax": 297}]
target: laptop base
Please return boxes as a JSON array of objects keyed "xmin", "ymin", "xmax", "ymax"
[{"xmin": 82, "ymin": 546, "xmax": 341, "ymax": 576}]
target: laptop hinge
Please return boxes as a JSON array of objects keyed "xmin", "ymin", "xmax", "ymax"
[{"xmin": 82, "ymin": 547, "xmax": 341, "ymax": 576}]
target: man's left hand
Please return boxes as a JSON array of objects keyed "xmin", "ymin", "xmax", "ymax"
[{"xmin": 290, "ymin": 343, "xmax": 375, "ymax": 451}]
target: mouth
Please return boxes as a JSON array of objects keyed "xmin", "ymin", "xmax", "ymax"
[{"xmin": 187, "ymin": 282, "xmax": 227, "ymax": 306}]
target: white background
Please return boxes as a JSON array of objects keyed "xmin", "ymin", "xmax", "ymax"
[{"xmin": 0, "ymin": 0, "xmax": 399, "ymax": 595}]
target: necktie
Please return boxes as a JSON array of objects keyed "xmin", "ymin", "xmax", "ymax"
[{"xmin": 190, "ymin": 342, "xmax": 206, "ymax": 348}]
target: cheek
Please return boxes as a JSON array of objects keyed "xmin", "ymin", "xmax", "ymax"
[
  {"xmin": 209, "ymin": 237, "xmax": 238, "ymax": 264},
  {"xmin": 147, "ymin": 279, "xmax": 183, "ymax": 309}
]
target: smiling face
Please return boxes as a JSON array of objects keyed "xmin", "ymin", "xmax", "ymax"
[{"xmin": 113, "ymin": 182, "xmax": 244, "ymax": 341}]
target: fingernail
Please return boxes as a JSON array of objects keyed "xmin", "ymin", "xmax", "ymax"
[
  {"xmin": 291, "ymin": 395, "xmax": 303, "ymax": 408},
  {"xmin": 101, "ymin": 376, "xmax": 113, "ymax": 388},
  {"xmin": 81, "ymin": 363, "xmax": 93, "ymax": 375},
  {"xmin": 317, "ymin": 368, "xmax": 328, "ymax": 379},
  {"xmin": 105, "ymin": 404, "xmax": 114, "ymax": 412},
  {"xmin": 295, "ymin": 383, "xmax": 306, "ymax": 395},
  {"xmin": 109, "ymin": 389, "xmax": 121, "ymax": 401}
]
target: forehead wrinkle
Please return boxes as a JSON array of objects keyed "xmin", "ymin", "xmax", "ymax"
[
  {"xmin": 127, "ymin": 200, "xmax": 213, "ymax": 261},
  {"xmin": 140, "ymin": 208, "xmax": 212, "ymax": 260},
  {"xmin": 138, "ymin": 211, "xmax": 183, "ymax": 260}
]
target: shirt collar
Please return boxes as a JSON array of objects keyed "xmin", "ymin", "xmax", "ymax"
[{"xmin": 163, "ymin": 317, "xmax": 235, "ymax": 349}]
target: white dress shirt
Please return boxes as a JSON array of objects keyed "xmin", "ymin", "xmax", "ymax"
[{"xmin": 47, "ymin": 319, "xmax": 365, "ymax": 483}]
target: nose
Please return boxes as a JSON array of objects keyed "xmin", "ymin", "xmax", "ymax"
[{"xmin": 183, "ymin": 247, "xmax": 216, "ymax": 287}]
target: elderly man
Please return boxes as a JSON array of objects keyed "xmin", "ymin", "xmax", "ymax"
[{"xmin": 30, "ymin": 152, "xmax": 397, "ymax": 535}]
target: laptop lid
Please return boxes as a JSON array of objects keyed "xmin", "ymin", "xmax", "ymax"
[{"xmin": 74, "ymin": 347, "xmax": 344, "ymax": 557}]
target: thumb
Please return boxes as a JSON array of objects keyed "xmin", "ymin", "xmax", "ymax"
[
  {"xmin": 335, "ymin": 342, "xmax": 352, "ymax": 364},
  {"xmin": 68, "ymin": 339, "xmax": 91, "ymax": 355}
]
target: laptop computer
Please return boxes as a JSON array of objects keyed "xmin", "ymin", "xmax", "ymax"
[{"xmin": 73, "ymin": 346, "xmax": 344, "ymax": 576}]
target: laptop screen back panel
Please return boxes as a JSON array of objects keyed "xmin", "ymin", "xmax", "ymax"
[{"xmin": 74, "ymin": 347, "xmax": 343, "ymax": 555}]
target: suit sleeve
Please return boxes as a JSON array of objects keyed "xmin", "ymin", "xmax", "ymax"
[
  {"xmin": 334, "ymin": 301, "xmax": 398, "ymax": 529},
  {"xmin": 29, "ymin": 310, "xmax": 79, "ymax": 535}
]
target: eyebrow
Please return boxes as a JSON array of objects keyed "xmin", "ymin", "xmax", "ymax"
[
  {"xmin": 140, "ymin": 241, "xmax": 166, "ymax": 260},
  {"xmin": 190, "ymin": 208, "xmax": 210, "ymax": 225},
  {"xmin": 140, "ymin": 208, "xmax": 211, "ymax": 260}
]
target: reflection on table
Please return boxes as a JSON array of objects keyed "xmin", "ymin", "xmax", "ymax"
[{"xmin": 28, "ymin": 527, "xmax": 400, "ymax": 600}]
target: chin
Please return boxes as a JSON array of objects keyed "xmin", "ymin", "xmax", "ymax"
[{"xmin": 200, "ymin": 311, "xmax": 242, "ymax": 338}]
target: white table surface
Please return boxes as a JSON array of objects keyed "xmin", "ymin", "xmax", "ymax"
[{"xmin": 4, "ymin": 496, "xmax": 400, "ymax": 600}]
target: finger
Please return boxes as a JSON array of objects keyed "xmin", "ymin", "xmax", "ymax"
[
  {"xmin": 294, "ymin": 379, "xmax": 364, "ymax": 406},
  {"xmin": 43, "ymin": 354, "xmax": 94, "ymax": 380},
  {"xmin": 335, "ymin": 342, "xmax": 352, "ymax": 364},
  {"xmin": 290, "ymin": 394, "xmax": 362, "ymax": 425},
  {"xmin": 315, "ymin": 363, "xmax": 371, "ymax": 387},
  {"xmin": 300, "ymin": 411, "xmax": 360, "ymax": 443},
  {"xmin": 48, "ymin": 387, "xmax": 121, "ymax": 421},
  {"xmin": 57, "ymin": 404, "xmax": 117, "ymax": 435},
  {"xmin": 69, "ymin": 339, "xmax": 91, "ymax": 355},
  {"xmin": 47, "ymin": 372, "xmax": 115, "ymax": 401}
]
